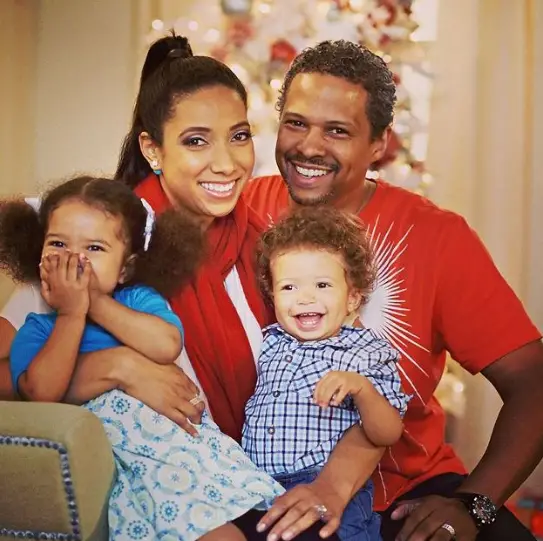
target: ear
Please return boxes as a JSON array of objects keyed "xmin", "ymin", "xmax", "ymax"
[
  {"xmin": 138, "ymin": 132, "xmax": 163, "ymax": 169},
  {"xmin": 119, "ymin": 254, "xmax": 137, "ymax": 284},
  {"xmin": 347, "ymin": 288, "xmax": 363, "ymax": 315},
  {"xmin": 368, "ymin": 126, "xmax": 391, "ymax": 164}
]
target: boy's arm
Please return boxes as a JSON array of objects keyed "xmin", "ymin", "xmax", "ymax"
[
  {"xmin": 88, "ymin": 288, "xmax": 183, "ymax": 365},
  {"xmin": 352, "ymin": 377, "xmax": 404, "ymax": 447},
  {"xmin": 13, "ymin": 314, "xmax": 86, "ymax": 402},
  {"xmin": 356, "ymin": 341, "xmax": 409, "ymax": 447}
]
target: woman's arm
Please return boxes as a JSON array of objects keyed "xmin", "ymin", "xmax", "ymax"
[
  {"xmin": 66, "ymin": 346, "xmax": 205, "ymax": 435},
  {"xmin": 88, "ymin": 294, "xmax": 182, "ymax": 364}
]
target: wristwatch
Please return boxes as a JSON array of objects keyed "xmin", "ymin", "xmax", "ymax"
[{"xmin": 453, "ymin": 492, "xmax": 498, "ymax": 529}]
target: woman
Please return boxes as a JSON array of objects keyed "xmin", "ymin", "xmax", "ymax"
[{"xmin": 0, "ymin": 35, "xmax": 376, "ymax": 540}]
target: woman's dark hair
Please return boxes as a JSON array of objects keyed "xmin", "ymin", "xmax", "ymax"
[
  {"xmin": 115, "ymin": 33, "xmax": 248, "ymax": 187},
  {"xmin": 257, "ymin": 206, "xmax": 375, "ymax": 306},
  {"xmin": 0, "ymin": 175, "xmax": 204, "ymax": 297}
]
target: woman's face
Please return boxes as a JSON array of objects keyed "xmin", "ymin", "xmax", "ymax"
[{"xmin": 142, "ymin": 85, "xmax": 254, "ymax": 226}]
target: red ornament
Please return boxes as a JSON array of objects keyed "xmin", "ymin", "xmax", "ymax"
[{"xmin": 270, "ymin": 39, "xmax": 297, "ymax": 64}]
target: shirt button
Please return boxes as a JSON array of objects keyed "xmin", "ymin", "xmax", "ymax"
[
  {"xmin": 268, "ymin": 427, "xmax": 275, "ymax": 435},
  {"xmin": 285, "ymin": 355, "xmax": 292, "ymax": 362},
  {"xmin": 273, "ymin": 391, "xmax": 280, "ymax": 398}
]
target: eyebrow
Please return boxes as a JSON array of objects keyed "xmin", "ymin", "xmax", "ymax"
[
  {"xmin": 179, "ymin": 121, "xmax": 251, "ymax": 137},
  {"xmin": 283, "ymin": 111, "xmax": 357, "ymax": 130}
]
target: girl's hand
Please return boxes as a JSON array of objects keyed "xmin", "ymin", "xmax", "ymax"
[
  {"xmin": 40, "ymin": 251, "xmax": 91, "ymax": 317},
  {"xmin": 313, "ymin": 371, "xmax": 366, "ymax": 407}
]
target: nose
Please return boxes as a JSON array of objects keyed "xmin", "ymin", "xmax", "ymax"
[
  {"xmin": 210, "ymin": 142, "xmax": 236, "ymax": 176},
  {"xmin": 297, "ymin": 288, "xmax": 316, "ymax": 305},
  {"xmin": 297, "ymin": 127, "xmax": 326, "ymax": 158}
]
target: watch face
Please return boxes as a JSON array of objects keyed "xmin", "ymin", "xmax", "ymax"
[{"xmin": 472, "ymin": 495, "xmax": 497, "ymax": 525}]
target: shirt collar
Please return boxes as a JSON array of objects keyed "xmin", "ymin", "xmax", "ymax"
[{"xmin": 263, "ymin": 322, "xmax": 377, "ymax": 349}]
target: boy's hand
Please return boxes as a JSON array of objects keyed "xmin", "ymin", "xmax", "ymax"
[
  {"xmin": 313, "ymin": 371, "xmax": 366, "ymax": 407},
  {"xmin": 39, "ymin": 251, "xmax": 91, "ymax": 317}
]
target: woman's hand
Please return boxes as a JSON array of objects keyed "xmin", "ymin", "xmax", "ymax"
[
  {"xmin": 257, "ymin": 479, "xmax": 344, "ymax": 540},
  {"xmin": 119, "ymin": 352, "xmax": 205, "ymax": 436},
  {"xmin": 40, "ymin": 251, "xmax": 90, "ymax": 317}
]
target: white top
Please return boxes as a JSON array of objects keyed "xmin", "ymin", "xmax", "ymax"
[{"xmin": 1, "ymin": 267, "xmax": 263, "ymax": 413}]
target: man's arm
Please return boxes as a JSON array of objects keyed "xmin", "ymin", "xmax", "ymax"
[
  {"xmin": 458, "ymin": 339, "xmax": 543, "ymax": 505},
  {"xmin": 258, "ymin": 424, "xmax": 384, "ymax": 539}
]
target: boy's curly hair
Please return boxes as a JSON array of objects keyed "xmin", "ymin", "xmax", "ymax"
[
  {"xmin": 257, "ymin": 206, "xmax": 376, "ymax": 306},
  {"xmin": 0, "ymin": 176, "xmax": 204, "ymax": 298}
]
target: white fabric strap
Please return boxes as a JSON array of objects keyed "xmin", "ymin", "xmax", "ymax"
[{"xmin": 140, "ymin": 197, "xmax": 155, "ymax": 252}]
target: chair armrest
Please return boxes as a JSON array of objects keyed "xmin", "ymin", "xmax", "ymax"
[{"xmin": 0, "ymin": 401, "xmax": 114, "ymax": 541}]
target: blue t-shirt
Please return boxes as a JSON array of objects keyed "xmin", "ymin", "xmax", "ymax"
[{"xmin": 10, "ymin": 285, "xmax": 183, "ymax": 392}]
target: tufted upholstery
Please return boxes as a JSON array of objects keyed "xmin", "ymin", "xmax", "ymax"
[{"xmin": 0, "ymin": 402, "xmax": 114, "ymax": 541}]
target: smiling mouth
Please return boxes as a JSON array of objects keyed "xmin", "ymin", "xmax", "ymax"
[
  {"xmin": 199, "ymin": 181, "xmax": 236, "ymax": 198},
  {"xmin": 294, "ymin": 312, "xmax": 324, "ymax": 330}
]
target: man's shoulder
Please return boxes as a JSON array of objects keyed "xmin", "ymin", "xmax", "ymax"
[
  {"xmin": 374, "ymin": 180, "xmax": 466, "ymax": 231},
  {"xmin": 244, "ymin": 175, "xmax": 288, "ymax": 223}
]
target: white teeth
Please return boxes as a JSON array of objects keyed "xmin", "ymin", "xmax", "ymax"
[
  {"xmin": 201, "ymin": 181, "xmax": 235, "ymax": 193},
  {"xmin": 298, "ymin": 313, "xmax": 320, "ymax": 317},
  {"xmin": 294, "ymin": 166, "xmax": 330, "ymax": 178}
]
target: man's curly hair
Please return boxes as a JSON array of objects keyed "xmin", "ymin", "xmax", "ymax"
[
  {"xmin": 257, "ymin": 207, "xmax": 376, "ymax": 307},
  {"xmin": 277, "ymin": 40, "xmax": 396, "ymax": 140}
]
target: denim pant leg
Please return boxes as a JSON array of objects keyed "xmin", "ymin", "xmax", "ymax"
[{"xmin": 274, "ymin": 469, "xmax": 382, "ymax": 541}]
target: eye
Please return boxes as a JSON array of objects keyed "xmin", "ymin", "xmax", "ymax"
[
  {"xmin": 285, "ymin": 119, "xmax": 305, "ymax": 129},
  {"xmin": 281, "ymin": 284, "xmax": 295, "ymax": 291},
  {"xmin": 87, "ymin": 245, "xmax": 105, "ymax": 252},
  {"xmin": 183, "ymin": 136, "xmax": 207, "ymax": 147},
  {"xmin": 328, "ymin": 127, "xmax": 349, "ymax": 136},
  {"xmin": 316, "ymin": 282, "xmax": 332, "ymax": 289},
  {"xmin": 47, "ymin": 240, "xmax": 65, "ymax": 248},
  {"xmin": 232, "ymin": 130, "xmax": 253, "ymax": 142}
]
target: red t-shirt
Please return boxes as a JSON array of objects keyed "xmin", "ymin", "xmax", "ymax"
[{"xmin": 244, "ymin": 175, "xmax": 541, "ymax": 511}]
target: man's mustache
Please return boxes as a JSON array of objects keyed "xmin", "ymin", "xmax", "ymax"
[{"xmin": 285, "ymin": 154, "xmax": 340, "ymax": 172}]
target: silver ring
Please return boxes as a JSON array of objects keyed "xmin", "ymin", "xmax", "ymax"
[
  {"xmin": 440, "ymin": 523, "xmax": 456, "ymax": 538},
  {"xmin": 313, "ymin": 504, "xmax": 328, "ymax": 520},
  {"xmin": 189, "ymin": 395, "xmax": 203, "ymax": 406}
]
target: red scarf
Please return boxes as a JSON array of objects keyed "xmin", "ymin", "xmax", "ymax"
[{"xmin": 135, "ymin": 174, "xmax": 272, "ymax": 441}]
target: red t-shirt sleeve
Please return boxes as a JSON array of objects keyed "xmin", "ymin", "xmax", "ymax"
[{"xmin": 434, "ymin": 216, "xmax": 541, "ymax": 374}]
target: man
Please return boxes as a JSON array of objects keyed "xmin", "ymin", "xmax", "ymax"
[{"xmin": 245, "ymin": 40, "xmax": 543, "ymax": 541}]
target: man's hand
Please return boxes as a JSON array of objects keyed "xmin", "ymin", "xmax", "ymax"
[
  {"xmin": 40, "ymin": 251, "xmax": 90, "ymax": 316},
  {"xmin": 257, "ymin": 480, "xmax": 344, "ymax": 540},
  {"xmin": 392, "ymin": 495, "xmax": 478, "ymax": 541},
  {"xmin": 314, "ymin": 370, "xmax": 366, "ymax": 407}
]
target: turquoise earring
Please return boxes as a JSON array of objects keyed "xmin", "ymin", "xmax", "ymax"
[{"xmin": 151, "ymin": 159, "xmax": 162, "ymax": 176}]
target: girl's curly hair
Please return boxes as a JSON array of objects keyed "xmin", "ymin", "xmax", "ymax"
[
  {"xmin": 257, "ymin": 206, "xmax": 376, "ymax": 306},
  {"xmin": 0, "ymin": 175, "xmax": 204, "ymax": 298}
]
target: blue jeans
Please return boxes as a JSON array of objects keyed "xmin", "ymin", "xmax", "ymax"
[{"xmin": 273, "ymin": 468, "xmax": 382, "ymax": 541}]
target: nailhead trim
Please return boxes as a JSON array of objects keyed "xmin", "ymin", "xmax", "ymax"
[{"xmin": 0, "ymin": 435, "xmax": 81, "ymax": 541}]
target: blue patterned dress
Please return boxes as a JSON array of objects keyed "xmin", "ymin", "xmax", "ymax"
[
  {"xmin": 10, "ymin": 286, "xmax": 284, "ymax": 541},
  {"xmin": 84, "ymin": 391, "xmax": 284, "ymax": 540}
]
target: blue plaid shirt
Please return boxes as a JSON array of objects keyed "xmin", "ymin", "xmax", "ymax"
[{"xmin": 242, "ymin": 324, "xmax": 409, "ymax": 476}]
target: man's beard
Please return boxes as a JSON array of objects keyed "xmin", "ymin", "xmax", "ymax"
[{"xmin": 286, "ymin": 181, "xmax": 337, "ymax": 206}]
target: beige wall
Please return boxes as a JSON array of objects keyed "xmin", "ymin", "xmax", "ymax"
[
  {"xmin": 0, "ymin": 0, "xmax": 38, "ymax": 306},
  {"xmin": 427, "ymin": 0, "xmax": 543, "ymax": 489},
  {"xmin": 34, "ymin": 0, "xmax": 136, "ymax": 186}
]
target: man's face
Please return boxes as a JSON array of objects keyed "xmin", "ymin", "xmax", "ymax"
[{"xmin": 275, "ymin": 73, "xmax": 388, "ymax": 207}]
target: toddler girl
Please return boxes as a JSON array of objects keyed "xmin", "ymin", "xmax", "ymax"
[{"xmin": 0, "ymin": 176, "xmax": 284, "ymax": 541}]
